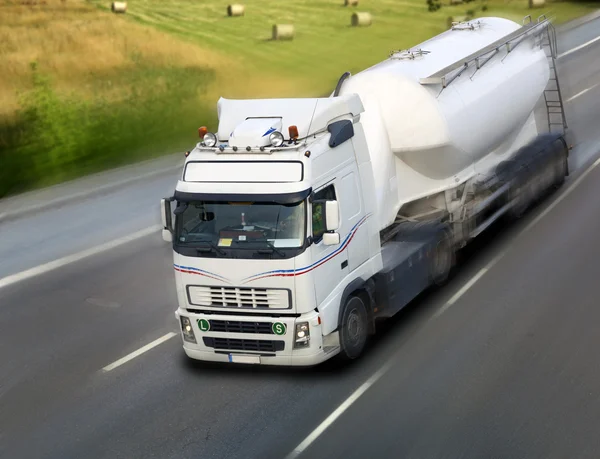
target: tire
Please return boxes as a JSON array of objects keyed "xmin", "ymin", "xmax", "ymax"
[
  {"xmin": 338, "ymin": 295, "xmax": 369, "ymax": 361},
  {"xmin": 553, "ymin": 153, "xmax": 568, "ymax": 188},
  {"xmin": 430, "ymin": 232, "xmax": 455, "ymax": 286}
]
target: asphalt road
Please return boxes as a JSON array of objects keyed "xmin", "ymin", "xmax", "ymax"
[{"xmin": 1, "ymin": 16, "xmax": 600, "ymax": 459}]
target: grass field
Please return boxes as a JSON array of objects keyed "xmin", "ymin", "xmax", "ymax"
[
  {"xmin": 111, "ymin": 0, "xmax": 599, "ymax": 96},
  {"xmin": 0, "ymin": 0, "xmax": 597, "ymax": 197}
]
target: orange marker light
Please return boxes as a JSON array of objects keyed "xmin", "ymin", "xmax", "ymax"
[
  {"xmin": 198, "ymin": 126, "xmax": 208, "ymax": 138},
  {"xmin": 288, "ymin": 125, "xmax": 299, "ymax": 140}
]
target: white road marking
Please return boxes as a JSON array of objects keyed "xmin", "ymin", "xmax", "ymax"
[
  {"xmin": 433, "ymin": 155, "xmax": 600, "ymax": 315},
  {"xmin": 285, "ymin": 155, "xmax": 600, "ymax": 459},
  {"xmin": 432, "ymin": 264, "xmax": 493, "ymax": 320},
  {"xmin": 521, "ymin": 155, "xmax": 600, "ymax": 234},
  {"xmin": 558, "ymin": 35, "xmax": 600, "ymax": 59},
  {"xmin": 0, "ymin": 160, "xmax": 184, "ymax": 224},
  {"xmin": 566, "ymin": 82, "xmax": 600, "ymax": 103},
  {"xmin": 102, "ymin": 332, "xmax": 177, "ymax": 372},
  {"xmin": 0, "ymin": 224, "xmax": 161, "ymax": 290},
  {"xmin": 285, "ymin": 361, "xmax": 394, "ymax": 459}
]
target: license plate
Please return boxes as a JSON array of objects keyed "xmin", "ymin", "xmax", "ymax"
[{"xmin": 228, "ymin": 354, "xmax": 261, "ymax": 364}]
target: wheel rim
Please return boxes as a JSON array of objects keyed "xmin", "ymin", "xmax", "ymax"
[
  {"xmin": 341, "ymin": 298, "xmax": 367, "ymax": 359},
  {"xmin": 347, "ymin": 307, "xmax": 364, "ymax": 346}
]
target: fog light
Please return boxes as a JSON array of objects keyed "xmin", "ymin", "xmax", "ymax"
[
  {"xmin": 294, "ymin": 321, "xmax": 310, "ymax": 349},
  {"xmin": 180, "ymin": 316, "xmax": 197, "ymax": 344},
  {"xmin": 269, "ymin": 131, "xmax": 284, "ymax": 147},
  {"xmin": 203, "ymin": 132, "xmax": 217, "ymax": 147}
]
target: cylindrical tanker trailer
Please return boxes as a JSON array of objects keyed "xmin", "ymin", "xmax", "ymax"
[
  {"xmin": 162, "ymin": 16, "xmax": 570, "ymax": 366},
  {"xmin": 336, "ymin": 16, "xmax": 556, "ymax": 233}
]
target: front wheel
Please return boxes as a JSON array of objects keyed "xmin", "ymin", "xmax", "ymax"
[{"xmin": 338, "ymin": 295, "xmax": 369, "ymax": 361}]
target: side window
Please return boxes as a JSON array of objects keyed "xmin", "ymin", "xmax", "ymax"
[{"xmin": 312, "ymin": 184, "xmax": 336, "ymax": 243}]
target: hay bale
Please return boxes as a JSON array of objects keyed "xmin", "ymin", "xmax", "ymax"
[
  {"xmin": 111, "ymin": 1, "xmax": 127, "ymax": 13},
  {"xmin": 344, "ymin": 0, "xmax": 359, "ymax": 6},
  {"xmin": 351, "ymin": 12, "xmax": 372, "ymax": 27},
  {"xmin": 272, "ymin": 24, "xmax": 295, "ymax": 40},
  {"xmin": 529, "ymin": 0, "xmax": 545, "ymax": 7},
  {"xmin": 227, "ymin": 4, "xmax": 245, "ymax": 16}
]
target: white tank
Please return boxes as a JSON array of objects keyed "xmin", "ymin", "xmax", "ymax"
[{"xmin": 337, "ymin": 17, "xmax": 550, "ymax": 231}]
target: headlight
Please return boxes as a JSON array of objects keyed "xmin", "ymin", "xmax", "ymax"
[
  {"xmin": 294, "ymin": 321, "xmax": 310, "ymax": 348},
  {"xmin": 203, "ymin": 132, "xmax": 217, "ymax": 147},
  {"xmin": 269, "ymin": 131, "xmax": 284, "ymax": 147},
  {"xmin": 180, "ymin": 316, "xmax": 197, "ymax": 343}
]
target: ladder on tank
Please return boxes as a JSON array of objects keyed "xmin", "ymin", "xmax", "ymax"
[
  {"xmin": 419, "ymin": 15, "xmax": 568, "ymax": 136},
  {"xmin": 535, "ymin": 14, "xmax": 568, "ymax": 135}
]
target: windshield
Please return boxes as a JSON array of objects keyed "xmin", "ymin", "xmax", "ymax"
[{"xmin": 174, "ymin": 200, "xmax": 306, "ymax": 257}]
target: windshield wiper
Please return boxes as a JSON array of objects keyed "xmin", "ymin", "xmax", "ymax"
[
  {"xmin": 194, "ymin": 240, "xmax": 226, "ymax": 256},
  {"xmin": 236, "ymin": 238, "xmax": 286, "ymax": 257},
  {"xmin": 258, "ymin": 239, "xmax": 286, "ymax": 257}
]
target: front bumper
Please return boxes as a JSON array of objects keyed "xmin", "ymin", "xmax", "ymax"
[{"xmin": 174, "ymin": 309, "xmax": 339, "ymax": 366}]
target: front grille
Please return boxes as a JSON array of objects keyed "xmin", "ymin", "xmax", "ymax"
[
  {"xmin": 188, "ymin": 286, "xmax": 290, "ymax": 309},
  {"xmin": 209, "ymin": 319, "xmax": 273, "ymax": 334},
  {"xmin": 203, "ymin": 337, "xmax": 284, "ymax": 353}
]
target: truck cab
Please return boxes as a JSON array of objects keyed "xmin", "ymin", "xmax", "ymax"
[{"xmin": 161, "ymin": 94, "xmax": 383, "ymax": 366}]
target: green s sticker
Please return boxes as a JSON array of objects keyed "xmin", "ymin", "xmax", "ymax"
[{"xmin": 272, "ymin": 322, "xmax": 286, "ymax": 336}]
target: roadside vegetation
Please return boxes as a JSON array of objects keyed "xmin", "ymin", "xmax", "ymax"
[{"xmin": 1, "ymin": 0, "xmax": 597, "ymax": 197}]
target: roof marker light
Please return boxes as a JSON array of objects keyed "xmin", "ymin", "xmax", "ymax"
[
  {"xmin": 198, "ymin": 126, "xmax": 208, "ymax": 138},
  {"xmin": 288, "ymin": 125, "xmax": 299, "ymax": 140}
]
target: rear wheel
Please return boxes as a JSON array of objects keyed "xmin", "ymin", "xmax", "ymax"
[
  {"xmin": 338, "ymin": 295, "xmax": 369, "ymax": 361},
  {"xmin": 430, "ymin": 232, "xmax": 455, "ymax": 286},
  {"xmin": 553, "ymin": 152, "xmax": 568, "ymax": 188}
]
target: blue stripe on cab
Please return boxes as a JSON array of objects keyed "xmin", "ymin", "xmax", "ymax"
[{"xmin": 244, "ymin": 213, "xmax": 371, "ymax": 281}]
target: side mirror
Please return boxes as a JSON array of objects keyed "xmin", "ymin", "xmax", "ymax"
[
  {"xmin": 323, "ymin": 232, "xmax": 340, "ymax": 246},
  {"xmin": 161, "ymin": 197, "xmax": 174, "ymax": 242},
  {"xmin": 325, "ymin": 200, "xmax": 339, "ymax": 231}
]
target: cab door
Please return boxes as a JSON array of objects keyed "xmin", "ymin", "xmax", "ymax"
[
  {"xmin": 337, "ymin": 169, "xmax": 368, "ymax": 272},
  {"xmin": 310, "ymin": 182, "xmax": 348, "ymax": 306}
]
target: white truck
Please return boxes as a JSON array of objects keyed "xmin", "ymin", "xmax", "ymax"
[{"xmin": 161, "ymin": 15, "xmax": 569, "ymax": 366}]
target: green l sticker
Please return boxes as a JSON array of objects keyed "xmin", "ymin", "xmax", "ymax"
[
  {"xmin": 272, "ymin": 322, "xmax": 286, "ymax": 336},
  {"xmin": 198, "ymin": 318, "xmax": 210, "ymax": 332}
]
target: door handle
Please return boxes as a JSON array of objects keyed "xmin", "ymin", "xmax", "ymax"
[{"xmin": 341, "ymin": 260, "xmax": 348, "ymax": 269}]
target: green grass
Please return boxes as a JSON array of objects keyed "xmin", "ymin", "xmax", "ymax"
[
  {"xmin": 1, "ymin": 0, "xmax": 597, "ymax": 197},
  {"xmin": 107, "ymin": 0, "xmax": 600, "ymax": 96},
  {"xmin": 0, "ymin": 60, "xmax": 215, "ymax": 197}
]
